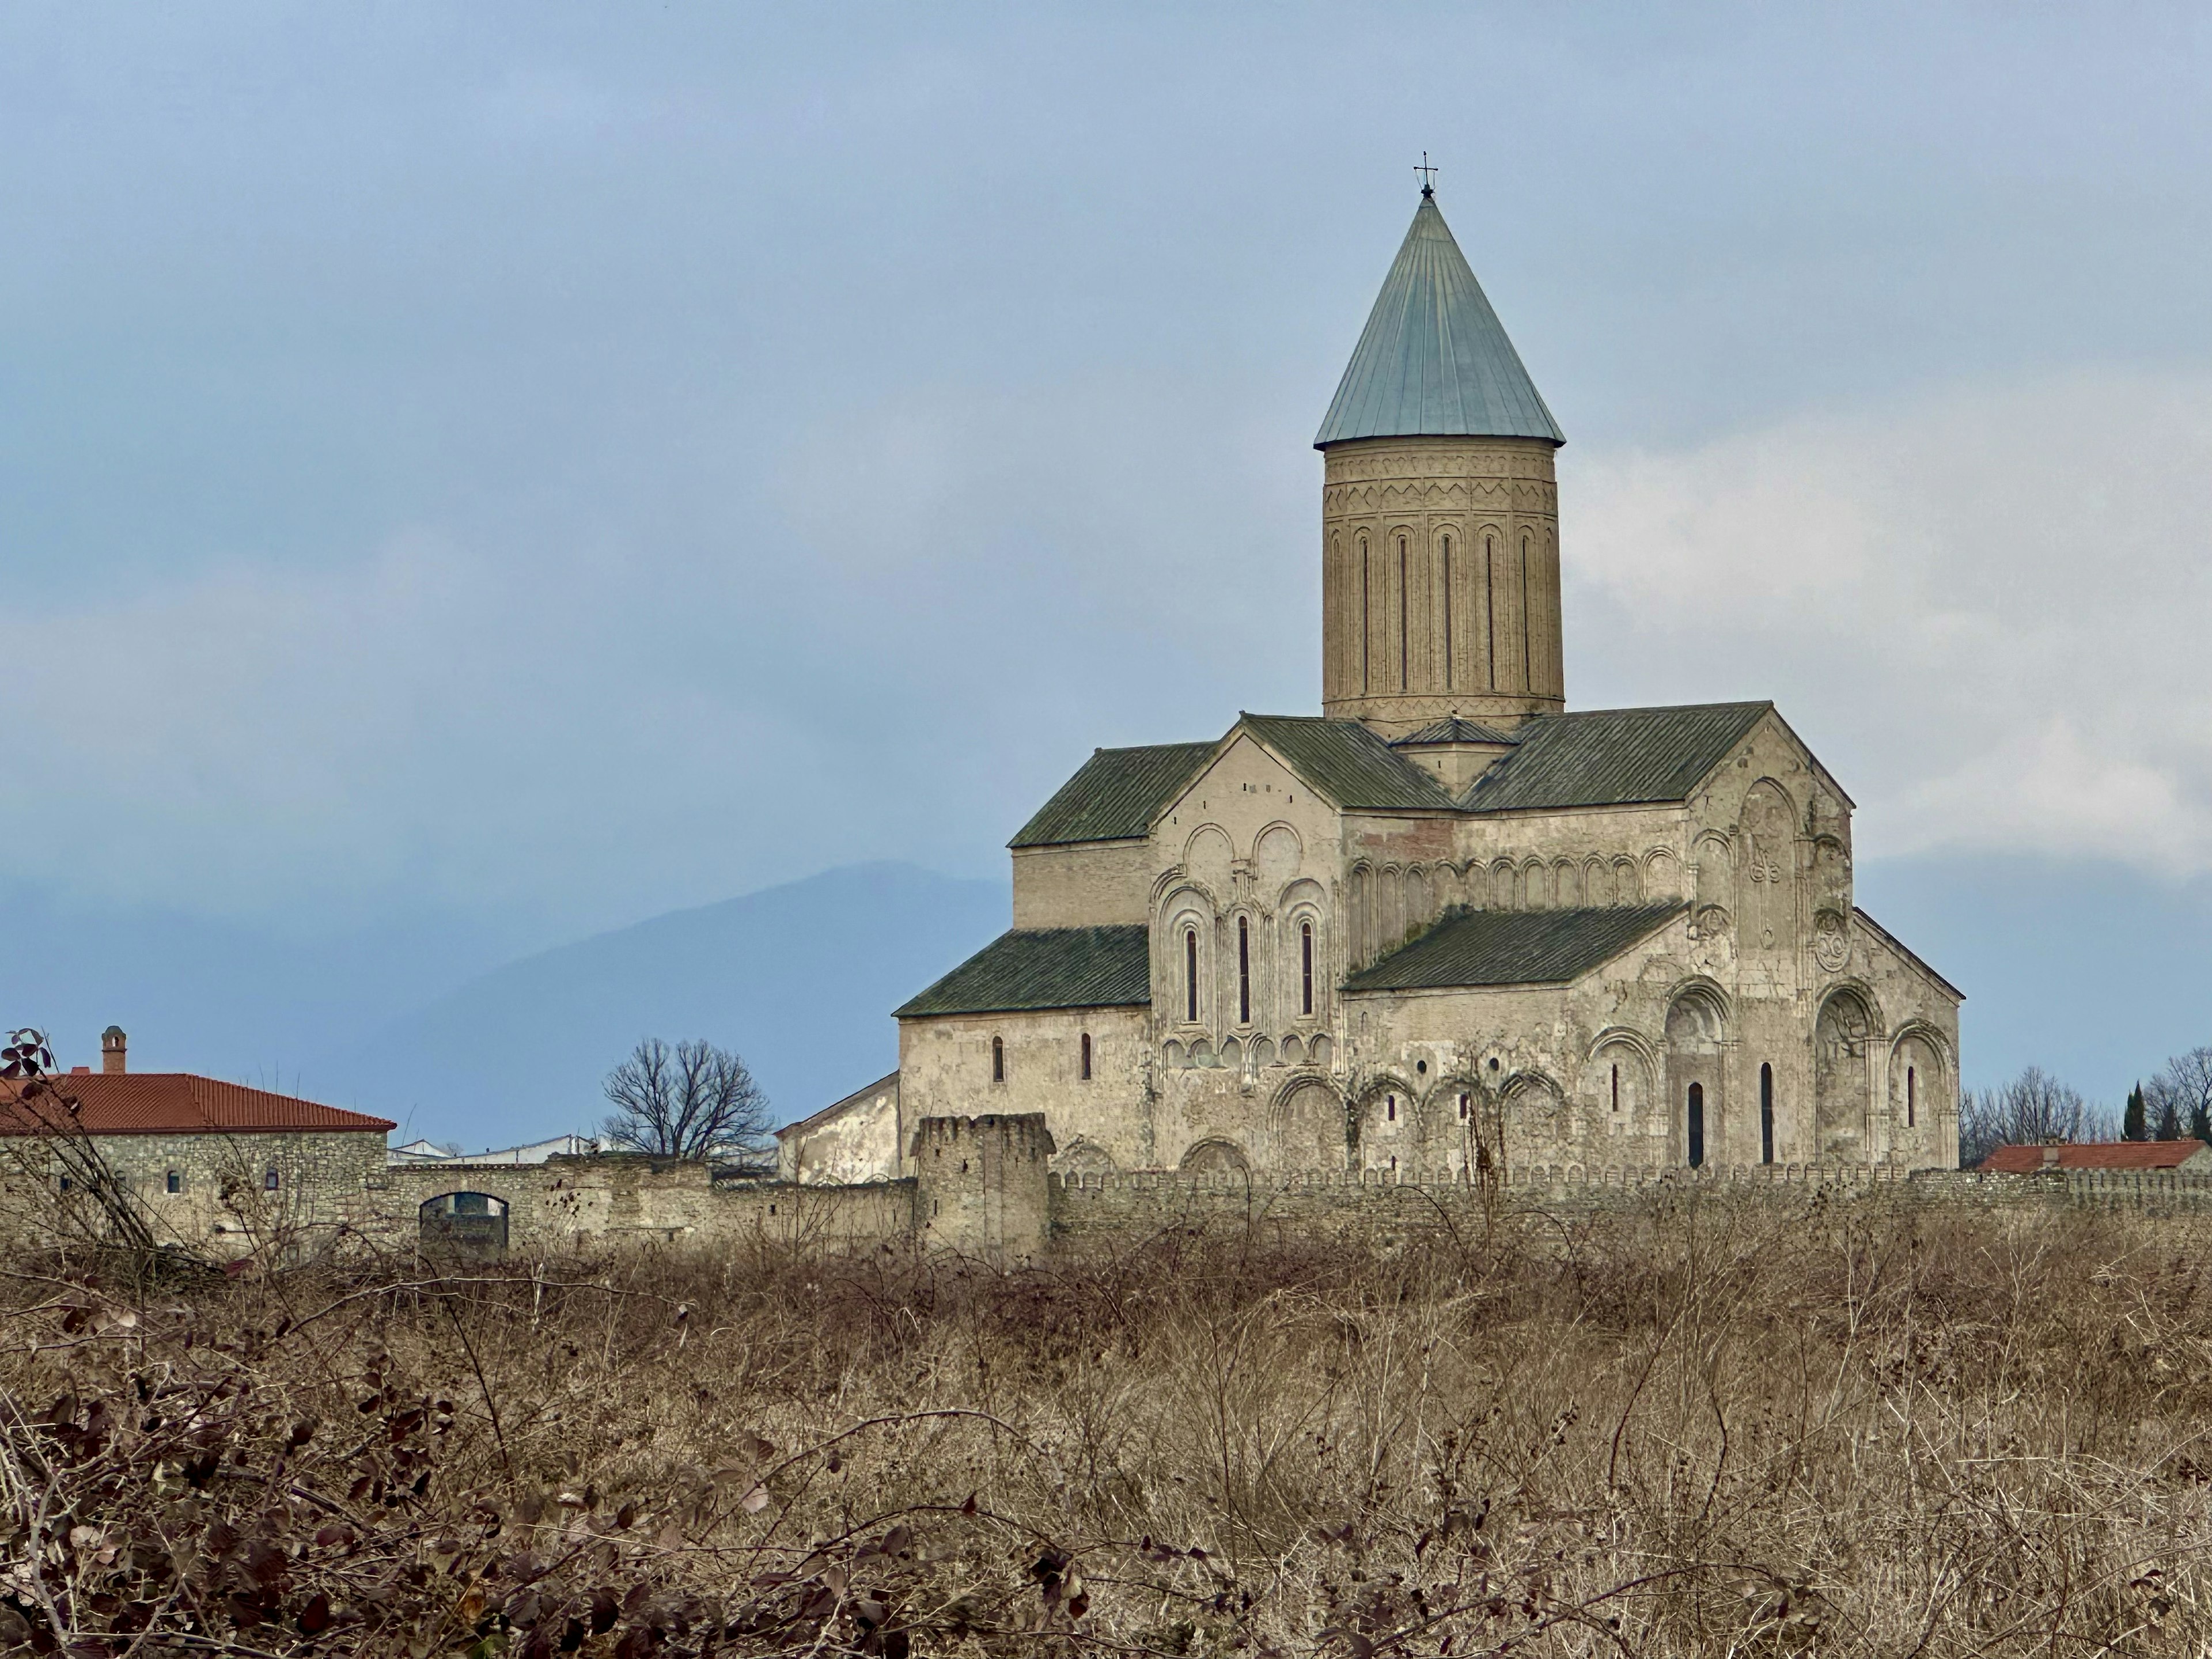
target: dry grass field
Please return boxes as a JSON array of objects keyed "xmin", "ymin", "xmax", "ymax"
[{"xmin": 5, "ymin": 1195, "xmax": 2211, "ymax": 1656}]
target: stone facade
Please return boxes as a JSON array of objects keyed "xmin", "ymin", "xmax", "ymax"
[
  {"xmin": 776, "ymin": 1073, "xmax": 900, "ymax": 1185},
  {"xmin": 7, "ymin": 1128, "xmax": 388, "ymax": 1252},
  {"xmin": 872, "ymin": 703, "xmax": 1960, "ymax": 1188}
]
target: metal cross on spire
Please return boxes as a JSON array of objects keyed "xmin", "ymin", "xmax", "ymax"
[{"xmin": 1415, "ymin": 152, "xmax": 1438, "ymax": 199}]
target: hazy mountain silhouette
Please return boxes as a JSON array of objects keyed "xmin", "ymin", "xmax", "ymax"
[
  {"xmin": 9, "ymin": 854, "xmax": 2208, "ymax": 1149},
  {"xmin": 312, "ymin": 862, "xmax": 1008, "ymax": 1148}
]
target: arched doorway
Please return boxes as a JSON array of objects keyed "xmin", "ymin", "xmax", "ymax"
[
  {"xmin": 419, "ymin": 1192, "xmax": 509, "ymax": 1255},
  {"xmin": 1815, "ymin": 990, "xmax": 1875, "ymax": 1162},
  {"xmin": 1180, "ymin": 1139, "xmax": 1251, "ymax": 1178},
  {"xmin": 1274, "ymin": 1081, "xmax": 1346, "ymax": 1171}
]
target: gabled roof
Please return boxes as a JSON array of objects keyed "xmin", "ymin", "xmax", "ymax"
[
  {"xmin": 1393, "ymin": 715, "xmax": 1521, "ymax": 747},
  {"xmin": 1462, "ymin": 703, "xmax": 1773, "ymax": 813},
  {"xmin": 0, "ymin": 1074, "xmax": 396, "ymax": 1138},
  {"xmin": 1343, "ymin": 903, "xmax": 1684, "ymax": 993},
  {"xmin": 1239, "ymin": 715, "xmax": 1459, "ymax": 812},
  {"xmin": 1315, "ymin": 194, "xmax": 1565, "ymax": 449},
  {"xmin": 895, "ymin": 925, "xmax": 1152, "ymax": 1018},
  {"xmin": 1010, "ymin": 743, "xmax": 1215, "ymax": 849},
  {"xmin": 776, "ymin": 1071, "xmax": 899, "ymax": 1142},
  {"xmin": 1980, "ymin": 1141, "xmax": 2212, "ymax": 1173},
  {"xmin": 1853, "ymin": 907, "xmax": 1965, "ymax": 1002}
]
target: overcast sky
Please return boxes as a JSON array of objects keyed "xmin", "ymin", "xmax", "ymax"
[{"xmin": 3, "ymin": 6, "xmax": 2210, "ymax": 1010}]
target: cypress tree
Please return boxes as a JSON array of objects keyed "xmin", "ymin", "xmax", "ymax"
[
  {"xmin": 2158, "ymin": 1096, "xmax": 2183, "ymax": 1141},
  {"xmin": 2195, "ymin": 1103, "xmax": 2212, "ymax": 1147},
  {"xmin": 2124, "ymin": 1084, "xmax": 2147, "ymax": 1142}
]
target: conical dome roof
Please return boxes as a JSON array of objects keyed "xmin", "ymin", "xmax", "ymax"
[{"xmin": 1315, "ymin": 194, "xmax": 1564, "ymax": 448}]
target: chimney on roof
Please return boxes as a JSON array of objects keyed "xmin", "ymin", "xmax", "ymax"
[
  {"xmin": 2041, "ymin": 1144, "xmax": 2062, "ymax": 1170},
  {"xmin": 101, "ymin": 1026, "xmax": 126, "ymax": 1075}
]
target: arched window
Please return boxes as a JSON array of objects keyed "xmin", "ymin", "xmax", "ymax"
[
  {"xmin": 1907, "ymin": 1065, "xmax": 1917, "ymax": 1128},
  {"xmin": 165, "ymin": 1169, "xmax": 181, "ymax": 1195},
  {"xmin": 1458, "ymin": 1092, "xmax": 1471, "ymax": 1122},
  {"xmin": 1484, "ymin": 533, "xmax": 1498, "ymax": 690},
  {"xmin": 1611, "ymin": 1063, "xmax": 1620, "ymax": 1113},
  {"xmin": 264, "ymin": 1167, "xmax": 281, "ymax": 1192},
  {"xmin": 1520, "ymin": 532, "xmax": 1534, "ymax": 690},
  {"xmin": 1687, "ymin": 1082, "xmax": 1705, "ymax": 1169},
  {"xmin": 1385, "ymin": 1094, "xmax": 1397, "ymax": 1123},
  {"xmin": 991, "ymin": 1036, "xmax": 1005, "ymax": 1084},
  {"xmin": 1237, "ymin": 915, "xmax": 1251, "ymax": 1024},
  {"xmin": 1359, "ymin": 536, "xmax": 1371, "ymax": 692},
  {"xmin": 1080, "ymin": 1032, "xmax": 1092, "ymax": 1082},
  {"xmin": 1397, "ymin": 535, "xmax": 1409, "ymax": 691},
  {"xmin": 1300, "ymin": 922, "xmax": 1314, "ymax": 1016},
  {"xmin": 1760, "ymin": 1063, "xmax": 1775, "ymax": 1165},
  {"xmin": 1442, "ymin": 533, "xmax": 1454, "ymax": 687},
  {"xmin": 1184, "ymin": 928, "xmax": 1199, "ymax": 1022}
]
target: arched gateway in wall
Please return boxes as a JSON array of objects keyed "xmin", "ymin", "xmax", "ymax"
[{"xmin": 419, "ymin": 1192, "xmax": 509, "ymax": 1255}]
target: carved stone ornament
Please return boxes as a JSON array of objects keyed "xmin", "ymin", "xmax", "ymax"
[{"xmin": 1813, "ymin": 910, "xmax": 1850, "ymax": 972}]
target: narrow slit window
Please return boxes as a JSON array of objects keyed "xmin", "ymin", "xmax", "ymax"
[
  {"xmin": 1184, "ymin": 928, "xmax": 1199, "ymax": 1022},
  {"xmin": 1386, "ymin": 1094, "xmax": 1397, "ymax": 1123},
  {"xmin": 1442, "ymin": 534, "xmax": 1454, "ymax": 687},
  {"xmin": 1760, "ymin": 1063, "xmax": 1775, "ymax": 1165},
  {"xmin": 1300, "ymin": 922, "xmax": 1314, "ymax": 1016},
  {"xmin": 1907, "ymin": 1065, "xmax": 1916, "ymax": 1127},
  {"xmin": 1520, "ymin": 532, "xmax": 1533, "ymax": 690},
  {"xmin": 1237, "ymin": 915, "xmax": 1251, "ymax": 1024},
  {"xmin": 1611, "ymin": 1063, "xmax": 1620, "ymax": 1113},
  {"xmin": 991, "ymin": 1036, "xmax": 1005, "ymax": 1084},
  {"xmin": 1458, "ymin": 1092, "xmax": 1470, "ymax": 1122},
  {"xmin": 1359, "ymin": 537, "xmax": 1371, "ymax": 692},
  {"xmin": 1080, "ymin": 1032, "xmax": 1092, "ymax": 1082},
  {"xmin": 1484, "ymin": 534, "xmax": 1497, "ymax": 690},
  {"xmin": 1397, "ymin": 535, "xmax": 1409, "ymax": 691}
]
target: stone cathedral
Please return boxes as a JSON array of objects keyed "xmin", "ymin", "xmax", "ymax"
[{"xmin": 783, "ymin": 187, "xmax": 1961, "ymax": 1187}]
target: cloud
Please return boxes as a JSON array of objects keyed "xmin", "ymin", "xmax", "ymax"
[
  {"xmin": 1566, "ymin": 369, "xmax": 2212, "ymax": 870},
  {"xmin": 0, "ymin": 529, "xmax": 831, "ymax": 930},
  {"xmin": 7, "ymin": 362, "xmax": 2207, "ymax": 940}
]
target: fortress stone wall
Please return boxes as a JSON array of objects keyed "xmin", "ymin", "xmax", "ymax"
[
  {"xmin": 346, "ymin": 1118, "xmax": 2212, "ymax": 1263},
  {"xmin": 25, "ymin": 1114, "xmax": 2208, "ymax": 1267}
]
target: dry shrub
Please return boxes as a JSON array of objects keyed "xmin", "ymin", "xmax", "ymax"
[{"xmin": 5, "ymin": 1193, "xmax": 2212, "ymax": 1655}]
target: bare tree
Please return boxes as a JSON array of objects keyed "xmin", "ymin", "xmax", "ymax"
[
  {"xmin": 1958, "ymin": 1065, "xmax": 2112, "ymax": 1168},
  {"xmin": 601, "ymin": 1037, "xmax": 771, "ymax": 1161},
  {"xmin": 2145, "ymin": 1047, "xmax": 2212, "ymax": 1143}
]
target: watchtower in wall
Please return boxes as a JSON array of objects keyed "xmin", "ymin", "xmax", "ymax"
[{"xmin": 910, "ymin": 1113, "xmax": 1055, "ymax": 1263}]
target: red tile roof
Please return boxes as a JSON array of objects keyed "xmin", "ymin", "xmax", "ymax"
[
  {"xmin": 1979, "ymin": 1140, "xmax": 2212, "ymax": 1172},
  {"xmin": 0, "ymin": 1074, "xmax": 394, "ymax": 1137}
]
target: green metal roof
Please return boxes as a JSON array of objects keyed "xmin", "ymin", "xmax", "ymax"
[
  {"xmin": 1010, "ymin": 743, "xmax": 1215, "ymax": 849},
  {"xmin": 1240, "ymin": 714, "xmax": 1459, "ymax": 811},
  {"xmin": 1344, "ymin": 904, "xmax": 1684, "ymax": 993},
  {"xmin": 895, "ymin": 925, "xmax": 1152, "ymax": 1018},
  {"xmin": 1462, "ymin": 703, "xmax": 1772, "ymax": 814},
  {"xmin": 1316, "ymin": 194, "xmax": 1565, "ymax": 449}
]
